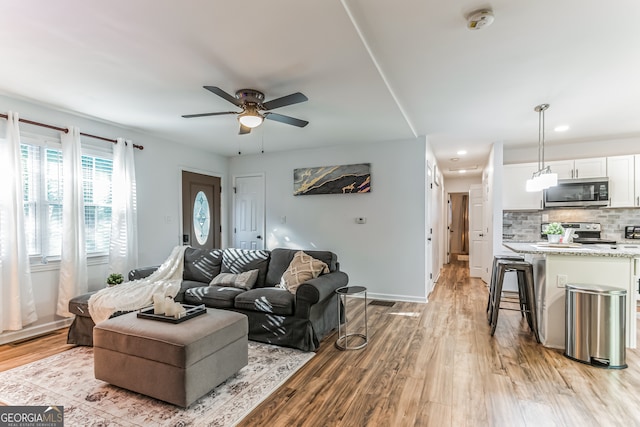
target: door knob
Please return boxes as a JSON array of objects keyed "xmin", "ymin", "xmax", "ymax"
[
  {"xmin": 479, "ymin": 233, "xmax": 484, "ymax": 237},
  {"xmin": 256, "ymin": 235, "xmax": 263, "ymax": 240}
]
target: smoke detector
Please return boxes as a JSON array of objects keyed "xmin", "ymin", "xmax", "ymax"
[{"xmin": 467, "ymin": 9, "xmax": 494, "ymax": 30}]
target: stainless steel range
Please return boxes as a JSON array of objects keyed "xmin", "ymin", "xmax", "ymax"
[{"xmin": 541, "ymin": 222, "xmax": 617, "ymax": 244}]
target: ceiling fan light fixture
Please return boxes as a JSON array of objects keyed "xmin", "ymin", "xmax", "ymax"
[{"xmin": 238, "ymin": 105, "xmax": 264, "ymax": 128}]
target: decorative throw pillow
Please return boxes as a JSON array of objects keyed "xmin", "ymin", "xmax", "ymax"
[
  {"xmin": 210, "ymin": 269, "xmax": 259, "ymax": 290},
  {"xmin": 280, "ymin": 251, "xmax": 330, "ymax": 294}
]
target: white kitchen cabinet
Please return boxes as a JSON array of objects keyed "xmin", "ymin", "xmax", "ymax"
[
  {"xmin": 544, "ymin": 160, "xmax": 574, "ymax": 179},
  {"xmin": 608, "ymin": 155, "xmax": 635, "ymax": 207},
  {"xmin": 502, "ymin": 163, "xmax": 543, "ymax": 210},
  {"xmin": 546, "ymin": 157, "xmax": 606, "ymax": 179}
]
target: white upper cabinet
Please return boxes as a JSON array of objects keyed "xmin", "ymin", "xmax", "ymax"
[
  {"xmin": 607, "ymin": 155, "xmax": 635, "ymax": 207},
  {"xmin": 545, "ymin": 160, "xmax": 574, "ymax": 179},
  {"xmin": 574, "ymin": 157, "xmax": 607, "ymax": 178},
  {"xmin": 503, "ymin": 163, "xmax": 543, "ymax": 210},
  {"xmin": 546, "ymin": 157, "xmax": 606, "ymax": 179}
]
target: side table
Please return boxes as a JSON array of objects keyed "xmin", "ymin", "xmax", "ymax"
[{"xmin": 335, "ymin": 286, "xmax": 368, "ymax": 350}]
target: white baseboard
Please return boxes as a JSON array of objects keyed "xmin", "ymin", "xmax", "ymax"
[
  {"xmin": 0, "ymin": 318, "xmax": 72, "ymax": 345},
  {"xmin": 366, "ymin": 292, "xmax": 427, "ymax": 304}
]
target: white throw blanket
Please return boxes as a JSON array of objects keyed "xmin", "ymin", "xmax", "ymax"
[{"xmin": 88, "ymin": 245, "xmax": 188, "ymax": 324}]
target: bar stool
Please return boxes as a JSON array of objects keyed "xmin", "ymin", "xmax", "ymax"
[
  {"xmin": 488, "ymin": 259, "xmax": 540, "ymax": 343},
  {"xmin": 486, "ymin": 255, "xmax": 524, "ymax": 323}
]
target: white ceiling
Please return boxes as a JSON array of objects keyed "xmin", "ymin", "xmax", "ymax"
[{"xmin": 2, "ymin": 1, "xmax": 640, "ymax": 177}]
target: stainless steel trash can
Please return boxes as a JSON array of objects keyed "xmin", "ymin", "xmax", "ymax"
[{"xmin": 565, "ymin": 284, "xmax": 627, "ymax": 369}]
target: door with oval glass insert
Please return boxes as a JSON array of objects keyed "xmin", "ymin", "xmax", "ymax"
[{"xmin": 182, "ymin": 171, "xmax": 221, "ymax": 249}]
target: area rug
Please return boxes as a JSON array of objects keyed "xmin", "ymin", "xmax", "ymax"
[{"xmin": 0, "ymin": 342, "xmax": 314, "ymax": 426}]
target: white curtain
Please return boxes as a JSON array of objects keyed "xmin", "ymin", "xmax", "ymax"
[
  {"xmin": 109, "ymin": 138, "xmax": 138, "ymax": 276},
  {"xmin": 0, "ymin": 112, "xmax": 37, "ymax": 332},
  {"xmin": 56, "ymin": 126, "xmax": 88, "ymax": 317}
]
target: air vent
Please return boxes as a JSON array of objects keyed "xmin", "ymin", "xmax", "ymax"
[{"xmin": 369, "ymin": 300, "xmax": 395, "ymax": 307}]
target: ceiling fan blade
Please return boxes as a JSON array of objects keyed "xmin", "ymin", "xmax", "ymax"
[
  {"xmin": 182, "ymin": 111, "xmax": 237, "ymax": 118},
  {"xmin": 239, "ymin": 124, "xmax": 252, "ymax": 135},
  {"xmin": 262, "ymin": 92, "xmax": 308, "ymax": 111},
  {"xmin": 204, "ymin": 86, "xmax": 243, "ymax": 107},
  {"xmin": 264, "ymin": 112, "xmax": 309, "ymax": 128}
]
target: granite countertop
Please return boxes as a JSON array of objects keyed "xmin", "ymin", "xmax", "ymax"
[{"xmin": 503, "ymin": 241, "xmax": 640, "ymax": 258}]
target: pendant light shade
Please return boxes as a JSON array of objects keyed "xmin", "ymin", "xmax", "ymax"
[{"xmin": 526, "ymin": 103, "xmax": 557, "ymax": 192}]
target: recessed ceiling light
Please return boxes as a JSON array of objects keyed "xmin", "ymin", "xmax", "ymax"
[
  {"xmin": 450, "ymin": 157, "xmax": 460, "ymax": 162},
  {"xmin": 458, "ymin": 170, "xmax": 467, "ymax": 174},
  {"xmin": 554, "ymin": 125, "xmax": 570, "ymax": 132},
  {"xmin": 456, "ymin": 150, "xmax": 467, "ymax": 155}
]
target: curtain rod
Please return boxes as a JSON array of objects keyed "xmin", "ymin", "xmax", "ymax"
[{"xmin": 0, "ymin": 113, "xmax": 144, "ymax": 150}]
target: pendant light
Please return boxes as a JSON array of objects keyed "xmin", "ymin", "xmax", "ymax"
[{"xmin": 526, "ymin": 103, "xmax": 558, "ymax": 192}]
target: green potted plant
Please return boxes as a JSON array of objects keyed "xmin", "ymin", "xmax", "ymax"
[
  {"xmin": 106, "ymin": 273, "xmax": 124, "ymax": 287},
  {"xmin": 543, "ymin": 222, "xmax": 564, "ymax": 243}
]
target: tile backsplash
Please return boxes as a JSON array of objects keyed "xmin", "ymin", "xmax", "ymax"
[{"xmin": 503, "ymin": 208, "xmax": 640, "ymax": 242}]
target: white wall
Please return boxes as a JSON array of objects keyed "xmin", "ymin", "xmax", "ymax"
[
  {"xmin": 229, "ymin": 137, "xmax": 427, "ymax": 302},
  {"xmin": 444, "ymin": 176, "xmax": 482, "ymax": 194},
  {"xmin": 0, "ymin": 95, "xmax": 228, "ymax": 343}
]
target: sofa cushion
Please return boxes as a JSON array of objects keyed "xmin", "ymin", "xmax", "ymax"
[
  {"xmin": 234, "ymin": 288, "xmax": 294, "ymax": 316},
  {"xmin": 221, "ymin": 249, "xmax": 270, "ymax": 287},
  {"xmin": 68, "ymin": 291, "xmax": 98, "ymax": 317},
  {"xmin": 175, "ymin": 280, "xmax": 211, "ymax": 303},
  {"xmin": 266, "ymin": 248, "xmax": 337, "ymax": 286},
  {"xmin": 184, "ymin": 286, "xmax": 244, "ymax": 309},
  {"xmin": 210, "ymin": 269, "xmax": 259, "ymax": 290},
  {"xmin": 279, "ymin": 251, "xmax": 330, "ymax": 294},
  {"xmin": 183, "ymin": 247, "xmax": 223, "ymax": 283}
]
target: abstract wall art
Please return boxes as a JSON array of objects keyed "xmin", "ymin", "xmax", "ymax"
[{"xmin": 293, "ymin": 163, "xmax": 371, "ymax": 195}]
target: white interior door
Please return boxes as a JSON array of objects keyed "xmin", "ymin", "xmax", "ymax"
[
  {"xmin": 234, "ymin": 175, "xmax": 265, "ymax": 250},
  {"xmin": 425, "ymin": 164, "xmax": 433, "ymax": 296},
  {"xmin": 446, "ymin": 194, "xmax": 452, "ymax": 264},
  {"xmin": 469, "ymin": 184, "xmax": 484, "ymax": 278}
]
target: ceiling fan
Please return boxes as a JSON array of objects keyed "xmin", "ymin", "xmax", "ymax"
[{"xmin": 182, "ymin": 86, "xmax": 309, "ymax": 135}]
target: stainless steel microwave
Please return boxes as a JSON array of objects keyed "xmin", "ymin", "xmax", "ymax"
[{"xmin": 543, "ymin": 177, "xmax": 609, "ymax": 208}]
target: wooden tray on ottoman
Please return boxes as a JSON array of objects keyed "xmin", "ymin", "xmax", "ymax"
[{"xmin": 137, "ymin": 304, "xmax": 206, "ymax": 324}]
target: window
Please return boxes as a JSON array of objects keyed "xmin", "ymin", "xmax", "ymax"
[{"xmin": 21, "ymin": 138, "xmax": 113, "ymax": 262}]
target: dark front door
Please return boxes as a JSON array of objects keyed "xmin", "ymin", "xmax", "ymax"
[{"xmin": 182, "ymin": 171, "xmax": 221, "ymax": 249}]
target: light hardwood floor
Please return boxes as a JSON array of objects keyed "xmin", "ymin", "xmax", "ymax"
[{"xmin": 3, "ymin": 258, "xmax": 640, "ymax": 426}]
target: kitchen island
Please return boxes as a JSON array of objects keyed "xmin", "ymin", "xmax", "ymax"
[{"xmin": 503, "ymin": 242, "xmax": 640, "ymax": 349}]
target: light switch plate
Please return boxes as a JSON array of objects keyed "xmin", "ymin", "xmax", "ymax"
[{"xmin": 356, "ymin": 217, "xmax": 367, "ymax": 224}]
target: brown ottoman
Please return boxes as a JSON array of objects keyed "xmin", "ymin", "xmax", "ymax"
[{"xmin": 93, "ymin": 308, "xmax": 248, "ymax": 407}]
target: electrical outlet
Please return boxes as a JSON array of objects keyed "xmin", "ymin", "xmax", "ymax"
[{"xmin": 557, "ymin": 274, "xmax": 568, "ymax": 288}]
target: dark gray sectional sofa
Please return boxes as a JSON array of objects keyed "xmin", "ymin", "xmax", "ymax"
[{"xmin": 67, "ymin": 247, "xmax": 348, "ymax": 351}]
